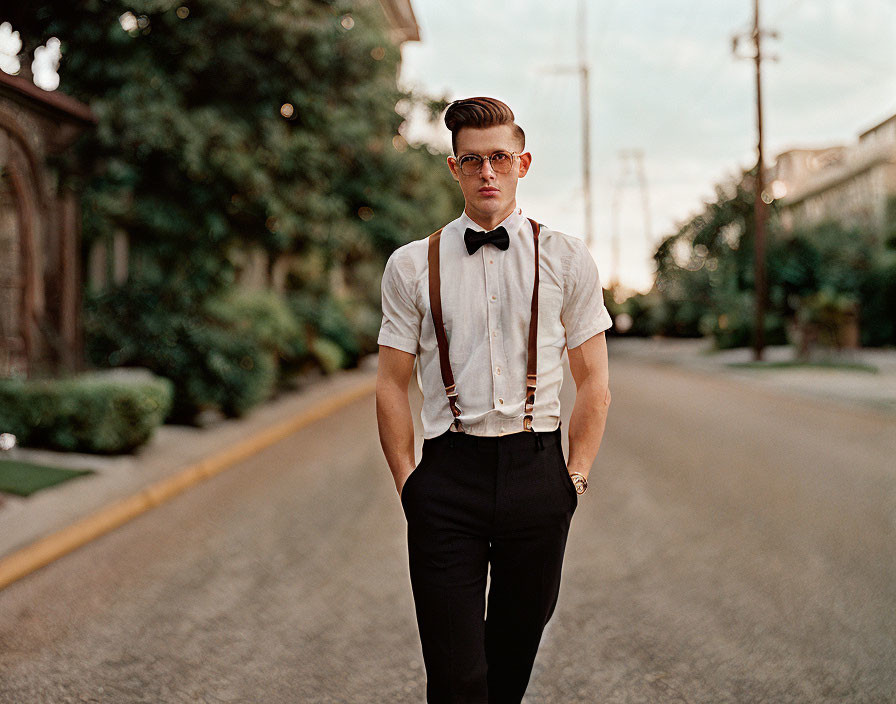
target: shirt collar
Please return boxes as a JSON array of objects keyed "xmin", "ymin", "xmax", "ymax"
[{"xmin": 457, "ymin": 207, "xmax": 525, "ymax": 238}]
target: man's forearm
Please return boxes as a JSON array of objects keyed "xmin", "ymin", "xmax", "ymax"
[
  {"xmin": 566, "ymin": 379, "xmax": 611, "ymax": 479},
  {"xmin": 375, "ymin": 381, "xmax": 416, "ymax": 489}
]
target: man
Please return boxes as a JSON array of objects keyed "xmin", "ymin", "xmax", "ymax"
[{"xmin": 376, "ymin": 96, "xmax": 612, "ymax": 704}]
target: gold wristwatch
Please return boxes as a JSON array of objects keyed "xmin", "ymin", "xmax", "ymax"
[{"xmin": 569, "ymin": 472, "xmax": 588, "ymax": 494}]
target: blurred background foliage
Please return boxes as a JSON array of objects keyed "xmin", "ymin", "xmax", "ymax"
[
  {"xmin": 8, "ymin": 0, "xmax": 462, "ymax": 425},
  {"xmin": 608, "ymin": 168, "xmax": 896, "ymax": 353},
  {"xmin": 10, "ymin": 1, "xmax": 890, "ymax": 439}
]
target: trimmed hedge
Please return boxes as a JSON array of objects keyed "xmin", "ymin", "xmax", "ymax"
[{"xmin": 0, "ymin": 371, "xmax": 173, "ymax": 454}]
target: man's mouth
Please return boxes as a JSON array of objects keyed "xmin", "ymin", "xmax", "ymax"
[{"xmin": 479, "ymin": 187, "xmax": 500, "ymax": 195}]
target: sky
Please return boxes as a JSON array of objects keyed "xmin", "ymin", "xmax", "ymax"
[{"xmin": 396, "ymin": 0, "xmax": 896, "ymax": 293}]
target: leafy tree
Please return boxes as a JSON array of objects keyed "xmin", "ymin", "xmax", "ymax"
[
  {"xmin": 650, "ymin": 168, "xmax": 782, "ymax": 343},
  {"xmin": 645, "ymin": 165, "xmax": 894, "ymax": 349},
  {"xmin": 9, "ymin": 0, "xmax": 461, "ymax": 296},
  {"xmin": 8, "ymin": 1, "xmax": 463, "ymax": 419}
]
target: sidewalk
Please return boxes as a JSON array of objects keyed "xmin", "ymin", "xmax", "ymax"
[
  {"xmin": 608, "ymin": 337, "xmax": 896, "ymax": 416},
  {"xmin": 0, "ymin": 359, "xmax": 378, "ymax": 566}
]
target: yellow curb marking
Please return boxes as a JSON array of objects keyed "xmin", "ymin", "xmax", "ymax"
[{"xmin": 0, "ymin": 375, "xmax": 377, "ymax": 591}]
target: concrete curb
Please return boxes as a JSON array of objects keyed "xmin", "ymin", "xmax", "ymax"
[{"xmin": 0, "ymin": 376, "xmax": 377, "ymax": 591}]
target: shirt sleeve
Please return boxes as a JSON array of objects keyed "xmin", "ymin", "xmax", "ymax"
[
  {"xmin": 377, "ymin": 249, "xmax": 422, "ymax": 355},
  {"xmin": 561, "ymin": 238, "xmax": 613, "ymax": 349}
]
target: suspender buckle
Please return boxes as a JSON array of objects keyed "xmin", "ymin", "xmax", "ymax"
[
  {"xmin": 525, "ymin": 387, "xmax": 536, "ymax": 414},
  {"xmin": 526, "ymin": 374, "xmax": 537, "ymax": 412},
  {"xmin": 445, "ymin": 384, "xmax": 464, "ymax": 431},
  {"xmin": 445, "ymin": 385, "xmax": 462, "ymax": 416}
]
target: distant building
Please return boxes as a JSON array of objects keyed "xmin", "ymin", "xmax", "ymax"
[
  {"xmin": 770, "ymin": 112, "xmax": 896, "ymax": 239},
  {"xmin": 0, "ymin": 71, "xmax": 95, "ymax": 378},
  {"xmin": 377, "ymin": 0, "xmax": 421, "ymax": 44}
]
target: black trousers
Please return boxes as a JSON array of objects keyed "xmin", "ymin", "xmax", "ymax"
[{"xmin": 400, "ymin": 426, "xmax": 578, "ymax": 704}]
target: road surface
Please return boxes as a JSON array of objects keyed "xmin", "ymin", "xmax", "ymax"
[{"xmin": 1, "ymin": 355, "xmax": 894, "ymax": 703}]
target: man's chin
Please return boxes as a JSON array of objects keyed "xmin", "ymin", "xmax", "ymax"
[{"xmin": 472, "ymin": 198, "xmax": 507, "ymax": 213}]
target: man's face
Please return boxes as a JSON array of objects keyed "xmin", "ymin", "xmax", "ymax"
[{"xmin": 447, "ymin": 124, "xmax": 531, "ymax": 227}]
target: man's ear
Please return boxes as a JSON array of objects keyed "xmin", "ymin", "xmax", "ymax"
[
  {"xmin": 518, "ymin": 152, "xmax": 532, "ymax": 178},
  {"xmin": 447, "ymin": 156, "xmax": 460, "ymax": 182}
]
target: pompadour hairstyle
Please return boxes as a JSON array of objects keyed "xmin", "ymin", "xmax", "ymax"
[{"xmin": 443, "ymin": 97, "xmax": 526, "ymax": 156}]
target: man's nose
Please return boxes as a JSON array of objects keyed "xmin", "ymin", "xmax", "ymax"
[{"xmin": 479, "ymin": 158, "xmax": 496, "ymax": 178}]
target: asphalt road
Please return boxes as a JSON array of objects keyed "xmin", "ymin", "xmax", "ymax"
[{"xmin": 1, "ymin": 356, "xmax": 894, "ymax": 703}]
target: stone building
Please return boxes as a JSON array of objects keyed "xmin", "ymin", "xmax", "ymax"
[
  {"xmin": 0, "ymin": 70, "xmax": 95, "ymax": 378},
  {"xmin": 771, "ymin": 112, "xmax": 896, "ymax": 240}
]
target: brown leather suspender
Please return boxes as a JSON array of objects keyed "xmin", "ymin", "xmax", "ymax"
[
  {"xmin": 524, "ymin": 218, "xmax": 541, "ymax": 431},
  {"xmin": 427, "ymin": 228, "xmax": 463, "ymax": 429},
  {"xmin": 427, "ymin": 218, "xmax": 542, "ymax": 433}
]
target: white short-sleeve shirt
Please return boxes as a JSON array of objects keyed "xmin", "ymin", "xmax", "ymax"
[{"xmin": 378, "ymin": 207, "xmax": 612, "ymax": 439}]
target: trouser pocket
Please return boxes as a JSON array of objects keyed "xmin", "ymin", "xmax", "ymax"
[
  {"xmin": 556, "ymin": 448, "xmax": 578, "ymax": 507},
  {"xmin": 400, "ymin": 450, "xmax": 430, "ymax": 511}
]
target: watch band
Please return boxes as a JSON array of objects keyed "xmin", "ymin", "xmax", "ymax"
[{"xmin": 569, "ymin": 472, "xmax": 587, "ymax": 494}]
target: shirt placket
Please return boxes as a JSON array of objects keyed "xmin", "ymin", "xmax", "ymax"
[{"xmin": 483, "ymin": 247, "xmax": 509, "ymax": 426}]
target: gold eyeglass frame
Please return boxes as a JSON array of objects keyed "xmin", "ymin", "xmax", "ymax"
[{"xmin": 454, "ymin": 151, "xmax": 520, "ymax": 176}]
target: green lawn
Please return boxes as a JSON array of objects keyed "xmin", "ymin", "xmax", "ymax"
[{"xmin": 0, "ymin": 460, "xmax": 94, "ymax": 497}]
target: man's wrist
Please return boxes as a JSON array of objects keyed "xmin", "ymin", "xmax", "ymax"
[{"xmin": 569, "ymin": 471, "xmax": 588, "ymax": 494}]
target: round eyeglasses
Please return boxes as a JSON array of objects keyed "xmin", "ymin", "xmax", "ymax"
[{"xmin": 456, "ymin": 151, "xmax": 518, "ymax": 176}]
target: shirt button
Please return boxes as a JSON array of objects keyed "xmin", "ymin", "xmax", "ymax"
[
  {"xmin": 492, "ymin": 331, "xmax": 498, "ymax": 337},
  {"xmin": 489, "ymin": 259, "xmax": 494, "ymax": 264},
  {"xmin": 498, "ymin": 398, "xmax": 504, "ymax": 404},
  {"xmin": 490, "ymin": 295, "xmax": 497, "ymax": 302},
  {"xmin": 496, "ymin": 367, "xmax": 501, "ymax": 375}
]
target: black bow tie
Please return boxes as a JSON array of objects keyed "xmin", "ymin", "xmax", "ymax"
[{"xmin": 464, "ymin": 226, "xmax": 510, "ymax": 255}]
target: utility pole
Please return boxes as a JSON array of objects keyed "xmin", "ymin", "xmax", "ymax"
[
  {"xmin": 578, "ymin": 0, "xmax": 594, "ymax": 249},
  {"xmin": 610, "ymin": 149, "xmax": 652, "ymax": 289},
  {"xmin": 543, "ymin": 0, "xmax": 594, "ymax": 248},
  {"xmin": 734, "ymin": 0, "xmax": 777, "ymax": 361},
  {"xmin": 634, "ymin": 150, "xmax": 652, "ymax": 248},
  {"xmin": 610, "ymin": 169, "xmax": 623, "ymax": 288}
]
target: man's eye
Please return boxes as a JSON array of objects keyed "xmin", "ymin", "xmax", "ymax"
[
  {"xmin": 459, "ymin": 156, "xmax": 481, "ymax": 166},
  {"xmin": 491, "ymin": 152, "xmax": 510, "ymax": 163}
]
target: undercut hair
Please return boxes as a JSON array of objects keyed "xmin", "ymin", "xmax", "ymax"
[{"xmin": 444, "ymin": 97, "xmax": 526, "ymax": 155}]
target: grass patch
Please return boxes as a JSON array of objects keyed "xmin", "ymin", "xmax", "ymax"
[
  {"xmin": 726, "ymin": 360, "xmax": 879, "ymax": 373},
  {"xmin": 0, "ymin": 460, "xmax": 94, "ymax": 497}
]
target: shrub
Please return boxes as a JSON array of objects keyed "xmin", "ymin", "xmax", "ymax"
[
  {"xmin": 204, "ymin": 289, "xmax": 308, "ymax": 384},
  {"xmin": 286, "ymin": 290, "xmax": 361, "ymax": 370},
  {"xmin": 0, "ymin": 370, "xmax": 172, "ymax": 454},
  {"xmin": 700, "ymin": 292, "xmax": 787, "ymax": 350},
  {"xmin": 84, "ymin": 283, "xmax": 277, "ymax": 423},
  {"xmin": 859, "ymin": 256, "xmax": 896, "ymax": 347},
  {"xmin": 605, "ymin": 290, "xmax": 662, "ymax": 337}
]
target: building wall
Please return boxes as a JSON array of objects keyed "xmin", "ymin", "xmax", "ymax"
[
  {"xmin": 0, "ymin": 76, "xmax": 93, "ymax": 377},
  {"xmin": 772, "ymin": 112, "xmax": 896, "ymax": 238}
]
